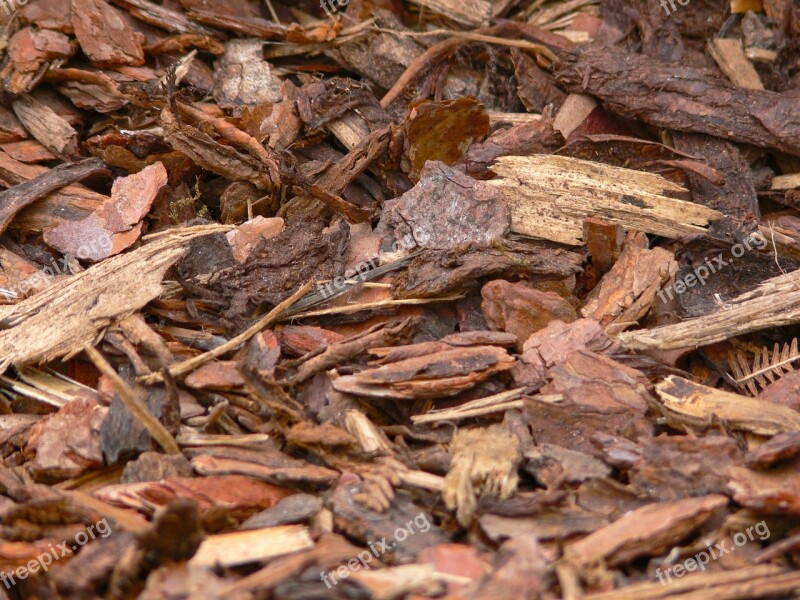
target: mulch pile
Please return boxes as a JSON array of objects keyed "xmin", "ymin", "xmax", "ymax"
[{"xmin": 1, "ymin": 0, "xmax": 800, "ymax": 598}]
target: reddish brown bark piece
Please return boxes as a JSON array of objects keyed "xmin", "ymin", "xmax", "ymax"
[
  {"xmin": 0, "ymin": 28, "xmax": 76, "ymax": 94},
  {"xmin": 581, "ymin": 231, "xmax": 677, "ymax": 329},
  {"xmin": 25, "ymin": 398, "xmax": 107, "ymax": 479},
  {"xmin": 94, "ymin": 475, "xmax": 294, "ymax": 519},
  {"xmin": 190, "ymin": 455, "xmax": 340, "ymax": 488},
  {"xmin": 512, "ymin": 318, "xmax": 618, "ymax": 388},
  {"xmin": 554, "ymin": 45, "xmax": 800, "ymax": 156},
  {"xmin": 757, "ymin": 369, "xmax": 800, "ymax": 412},
  {"xmin": 11, "ymin": 94, "xmax": 79, "ymax": 156},
  {"xmin": 44, "ymin": 162, "xmax": 167, "ymax": 261},
  {"xmin": 19, "ymin": 0, "xmax": 74, "ymax": 32},
  {"xmin": 727, "ymin": 465, "xmax": 800, "ymax": 515},
  {"xmin": 541, "ymin": 349, "xmax": 652, "ymax": 415},
  {"xmin": 565, "ymin": 495, "xmax": 728, "ymax": 566},
  {"xmin": 481, "ymin": 280, "xmax": 577, "ymax": 350},
  {"xmin": 745, "ymin": 431, "xmax": 800, "ymax": 469},
  {"xmin": 71, "ymin": 0, "xmax": 145, "ymax": 67},
  {"xmin": 184, "ymin": 360, "xmax": 244, "ymax": 390},
  {"xmin": 474, "ymin": 536, "xmax": 547, "ymax": 599},
  {"xmin": 275, "ymin": 325, "xmax": 344, "ymax": 357}
]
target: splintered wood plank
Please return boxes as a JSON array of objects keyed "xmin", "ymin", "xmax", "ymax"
[
  {"xmin": 618, "ymin": 267, "xmax": 800, "ymax": 350},
  {"xmin": 771, "ymin": 173, "xmax": 800, "ymax": 190},
  {"xmin": 584, "ymin": 565, "xmax": 785, "ymax": 599},
  {"xmin": 708, "ymin": 38, "xmax": 764, "ymax": 90},
  {"xmin": 0, "ymin": 225, "xmax": 230, "ymax": 373},
  {"xmin": 489, "ymin": 155, "xmax": 722, "ymax": 245},
  {"xmin": 655, "ymin": 375, "xmax": 800, "ymax": 435},
  {"xmin": 189, "ymin": 525, "xmax": 314, "ymax": 567}
]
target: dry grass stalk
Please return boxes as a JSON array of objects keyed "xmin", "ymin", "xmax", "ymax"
[{"xmin": 411, "ymin": 387, "xmax": 527, "ymax": 424}]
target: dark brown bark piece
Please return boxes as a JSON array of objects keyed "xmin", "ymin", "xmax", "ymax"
[
  {"xmin": 120, "ymin": 451, "xmax": 194, "ymax": 483},
  {"xmin": 672, "ymin": 132, "xmax": 759, "ymax": 219},
  {"xmin": 554, "ymin": 45, "xmax": 800, "ymax": 156},
  {"xmin": 100, "ymin": 385, "xmax": 180, "ymax": 464},
  {"xmin": 458, "ymin": 120, "xmax": 564, "ymax": 179},
  {"xmin": 0, "ymin": 157, "xmax": 105, "ymax": 236},
  {"xmin": 393, "ymin": 240, "xmax": 582, "ymax": 299},
  {"xmin": 239, "ymin": 494, "xmax": 323, "ymax": 530},
  {"xmin": 511, "ymin": 47, "xmax": 566, "ymax": 112}
]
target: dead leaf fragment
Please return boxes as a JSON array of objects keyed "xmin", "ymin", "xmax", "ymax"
[{"xmin": 403, "ymin": 97, "xmax": 490, "ymax": 180}]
